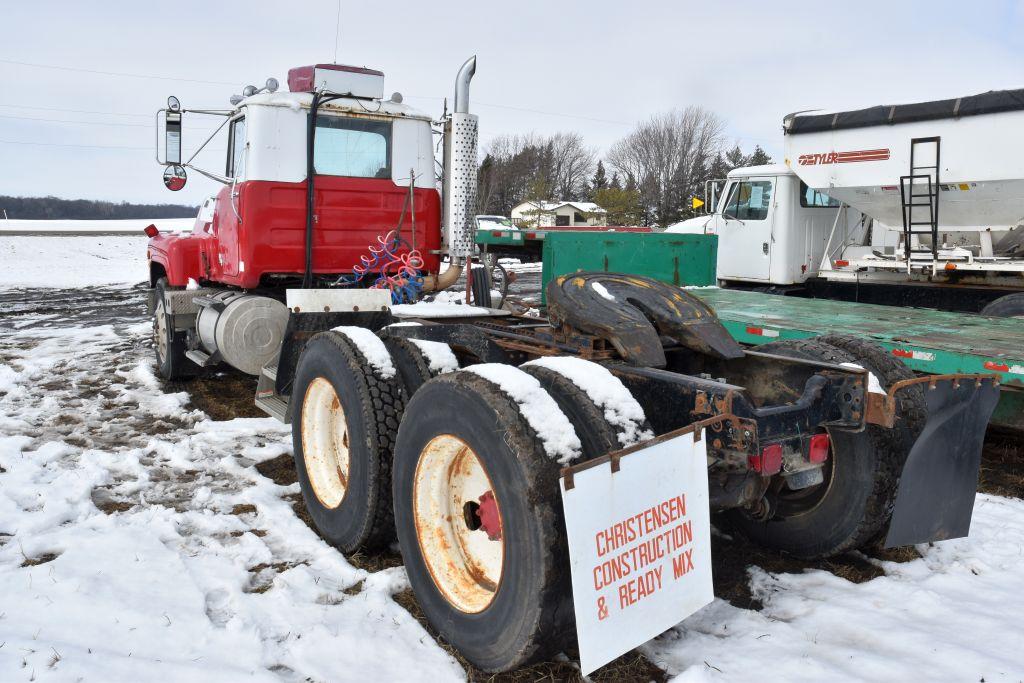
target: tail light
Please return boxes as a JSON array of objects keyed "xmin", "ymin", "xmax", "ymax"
[
  {"xmin": 144, "ymin": 224, "xmax": 159, "ymax": 238},
  {"xmin": 808, "ymin": 433, "xmax": 830, "ymax": 463},
  {"xmin": 749, "ymin": 443, "xmax": 783, "ymax": 476},
  {"xmin": 834, "ymin": 259, "xmax": 850, "ymax": 267}
]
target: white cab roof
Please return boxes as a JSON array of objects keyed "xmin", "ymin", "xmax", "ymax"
[
  {"xmin": 236, "ymin": 91, "xmax": 433, "ymax": 122},
  {"xmin": 727, "ymin": 163, "xmax": 793, "ymax": 178}
]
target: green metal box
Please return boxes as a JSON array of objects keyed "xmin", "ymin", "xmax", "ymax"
[{"xmin": 540, "ymin": 232, "xmax": 718, "ymax": 303}]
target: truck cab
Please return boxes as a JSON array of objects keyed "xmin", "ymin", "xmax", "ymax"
[
  {"xmin": 149, "ymin": 65, "xmax": 442, "ymax": 291},
  {"xmin": 667, "ymin": 164, "xmax": 861, "ymax": 286}
]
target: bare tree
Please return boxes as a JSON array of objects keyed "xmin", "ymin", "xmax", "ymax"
[
  {"xmin": 547, "ymin": 132, "xmax": 597, "ymax": 201},
  {"xmin": 607, "ymin": 107, "xmax": 724, "ymax": 226}
]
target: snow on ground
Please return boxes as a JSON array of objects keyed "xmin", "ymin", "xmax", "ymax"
[
  {"xmin": 1, "ymin": 242, "xmax": 1023, "ymax": 682},
  {"xmin": 0, "ymin": 218, "xmax": 194, "ymax": 234},
  {"xmin": 646, "ymin": 495, "xmax": 1024, "ymax": 682},
  {"xmin": 0, "ymin": 290, "xmax": 463, "ymax": 682},
  {"xmin": 0, "ymin": 235, "xmax": 151, "ymax": 288}
]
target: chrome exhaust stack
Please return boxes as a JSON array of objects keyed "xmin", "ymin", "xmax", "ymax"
[{"xmin": 426, "ymin": 55, "xmax": 478, "ymax": 291}]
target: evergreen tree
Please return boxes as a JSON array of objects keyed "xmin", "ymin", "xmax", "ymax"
[
  {"xmin": 708, "ymin": 153, "xmax": 730, "ymax": 180},
  {"xmin": 589, "ymin": 161, "xmax": 608, "ymax": 198},
  {"xmin": 724, "ymin": 144, "xmax": 746, "ymax": 171},
  {"xmin": 747, "ymin": 145, "xmax": 772, "ymax": 166},
  {"xmin": 609, "ymin": 171, "xmax": 622, "ymax": 190}
]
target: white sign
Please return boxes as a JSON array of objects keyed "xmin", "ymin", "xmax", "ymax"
[{"xmin": 559, "ymin": 430, "xmax": 714, "ymax": 675}]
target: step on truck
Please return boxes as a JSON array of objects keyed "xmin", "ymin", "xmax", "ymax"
[
  {"xmin": 669, "ymin": 89, "xmax": 1024, "ymax": 315},
  {"xmin": 146, "ymin": 59, "xmax": 1000, "ymax": 674}
]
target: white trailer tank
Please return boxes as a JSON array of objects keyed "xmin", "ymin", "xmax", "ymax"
[{"xmin": 783, "ymin": 89, "xmax": 1024, "ymax": 231}]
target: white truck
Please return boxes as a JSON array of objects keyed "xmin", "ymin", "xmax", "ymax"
[{"xmin": 669, "ymin": 88, "xmax": 1024, "ymax": 315}]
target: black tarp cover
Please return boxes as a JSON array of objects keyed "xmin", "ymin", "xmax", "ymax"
[{"xmin": 785, "ymin": 88, "xmax": 1024, "ymax": 134}]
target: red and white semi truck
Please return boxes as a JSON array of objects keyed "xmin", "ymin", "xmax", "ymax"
[{"xmin": 146, "ymin": 60, "xmax": 999, "ymax": 674}]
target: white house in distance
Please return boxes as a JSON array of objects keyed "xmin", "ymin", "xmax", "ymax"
[{"xmin": 510, "ymin": 200, "xmax": 607, "ymax": 227}]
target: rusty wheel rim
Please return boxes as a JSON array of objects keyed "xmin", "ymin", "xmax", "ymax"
[
  {"xmin": 301, "ymin": 377, "xmax": 351, "ymax": 509},
  {"xmin": 413, "ymin": 434, "xmax": 504, "ymax": 613}
]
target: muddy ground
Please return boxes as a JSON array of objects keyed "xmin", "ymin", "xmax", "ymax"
[{"xmin": 1, "ymin": 281, "xmax": 1020, "ymax": 682}]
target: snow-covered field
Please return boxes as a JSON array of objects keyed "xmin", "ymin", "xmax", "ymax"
[
  {"xmin": 0, "ymin": 218, "xmax": 194, "ymax": 234},
  {"xmin": 1, "ymin": 235, "xmax": 1023, "ymax": 682}
]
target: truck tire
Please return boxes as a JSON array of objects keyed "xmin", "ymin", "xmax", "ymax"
[
  {"xmin": 980, "ymin": 292, "xmax": 1024, "ymax": 317},
  {"xmin": 291, "ymin": 330, "xmax": 404, "ymax": 553},
  {"xmin": 818, "ymin": 334, "xmax": 927, "ymax": 547},
  {"xmin": 520, "ymin": 364, "xmax": 619, "ymax": 459},
  {"xmin": 392, "ymin": 371, "xmax": 573, "ymax": 672},
  {"xmin": 153, "ymin": 278, "xmax": 197, "ymax": 381},
  {"xmin": 384, "ymin": 337, "xmax": 460, "ymax": 398},
  {"xmin": 732, "ymin": 337, "xmax": 903, "ymax": 559},
  {"xmin": 818, "ymin": 333, "xmax": 927, "ymax": 447}
]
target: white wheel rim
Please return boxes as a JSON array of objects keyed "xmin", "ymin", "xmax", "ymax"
[
  {"xmin": 301, "ymin": 377, "xmax": 351, "ymax": 509},
  {"xmin": 154, "ymin": 299, "xmax": 168, "ymax": 364},
  {"xmin": 413, "ymin": 435, "xmax": 504, "ymax": 613}
]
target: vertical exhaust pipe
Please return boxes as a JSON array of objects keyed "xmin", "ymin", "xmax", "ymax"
[{"xmin": 424, "ymin": 56, "xmax": 478, "ymax": 292}]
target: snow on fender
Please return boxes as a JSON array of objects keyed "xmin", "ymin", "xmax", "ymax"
[{"xmin": 560, "ymin": 428, "xmax": 714, "ymax": 675}]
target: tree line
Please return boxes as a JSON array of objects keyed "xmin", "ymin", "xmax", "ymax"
[
  {"xmin": 476, "ymin": 107, "xmax": 771, "ymax": 227},
  {"xmin": 0, "ymin": 196, "xmax": 198, "ymax": 220}
]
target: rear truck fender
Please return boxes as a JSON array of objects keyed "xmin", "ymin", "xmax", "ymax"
[{"xmin": 871, "ymin": 374, "xmax": 1002, "ymax": 547}]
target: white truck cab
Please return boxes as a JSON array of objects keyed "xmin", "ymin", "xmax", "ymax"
[{"xmin": 667, "ymin": 164, "xmax": 862, "ymax": 285}]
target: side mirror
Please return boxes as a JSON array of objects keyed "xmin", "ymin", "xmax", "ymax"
[
  {"xmin": 165, "ymin": 96, "xmax": 182, "ymax": 165},
  {"xmin": 163, "ymin": 165, "xmax": 187, "ymax": 191}
]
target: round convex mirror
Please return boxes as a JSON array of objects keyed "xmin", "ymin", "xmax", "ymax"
[{"xmin": 163, "ymin": 165, "xmax": 187, "ymax": 191}]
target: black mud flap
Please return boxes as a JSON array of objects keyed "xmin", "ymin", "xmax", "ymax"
[{"xmin": 884, "ymin": 377, "xmax": 1001, "ymax": 548}]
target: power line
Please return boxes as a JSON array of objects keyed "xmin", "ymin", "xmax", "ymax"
[
  {"xmin": 0, "ymin": 58, "xmax": 238, "ymax": 86},
  {"xmin": 5, "ymin": 56, "xmax": 633, "ymax": 128},
  {"xmin": 404, "ymin": 94, "xmax": 632, "ymax": 127},
  {"xmin": 0, "ymin": 113, "xmax": 150, "ymax": 127},
  {"xmin": 0, "ymin": 103, "xmax": 152, "ymax": 118},
  {"xmin": 0, "ymin": 112, "xmax": 222, "ymax": 130},
  {"xmin": 0, "ymin": 139, "xmax": 150, "ymax": 150},
  {"xmin": 0, "ymin": 139, "xmax": 225, "ymax": 152}
]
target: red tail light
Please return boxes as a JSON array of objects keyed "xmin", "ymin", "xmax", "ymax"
[
  {"xmin": 143, "ymin": 224, "xmax": 159, "ymax": 238},
  {"xmin": 834, "ymin": 259, "xmax": 849, "ymax": 267},
  {"xmin": 808, "ymin": 433, "xmax": 830, "ymax": 463},
  {"xmin": 749, "ymin": 443, "xmax": 783, "ymax": 476},
  {"xmin": 491, "ymin": 230, "xmax": 503, "ymax": 237}
]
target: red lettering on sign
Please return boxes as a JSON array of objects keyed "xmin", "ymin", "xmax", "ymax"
[
  {"xmin": 672, "ymin": 548, "xmax": 694, "ymax": 579},
  {"xmin": 594, "ymin": 493, "xmax": 687, "ymax": 556},
  {"xmin": 618, "ymin": 565, "xmax": 664, "ymax": 610}
]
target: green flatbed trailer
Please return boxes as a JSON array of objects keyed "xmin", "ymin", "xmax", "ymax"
[{"xmin": 477, "ymin": 230, "xmax": 1024, "ymax": 429}]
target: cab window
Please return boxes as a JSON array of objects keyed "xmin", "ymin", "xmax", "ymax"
[
  {"xmin": 723, "ymin": 179, "xmax": 773, "ymax": 220},
  {"xmin": 800, "ymin": 181, "xmax": 841, "ymax": 208},
  {"xmin": 314, "ymin": 115, "xmax": 391, "ymax": 179},
  {"xmin": 227, "ymin": 117, "xmax": 246, "ymax": 179}
]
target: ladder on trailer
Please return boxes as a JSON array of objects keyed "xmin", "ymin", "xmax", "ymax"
[{"xmin": 899, "ymin": 137, "xmax": 941, "ymax": 270}]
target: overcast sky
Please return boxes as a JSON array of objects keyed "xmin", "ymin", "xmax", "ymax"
[{"xmin": 1, "ymin": 1, "xmax": 1022, "ymax": 208}]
